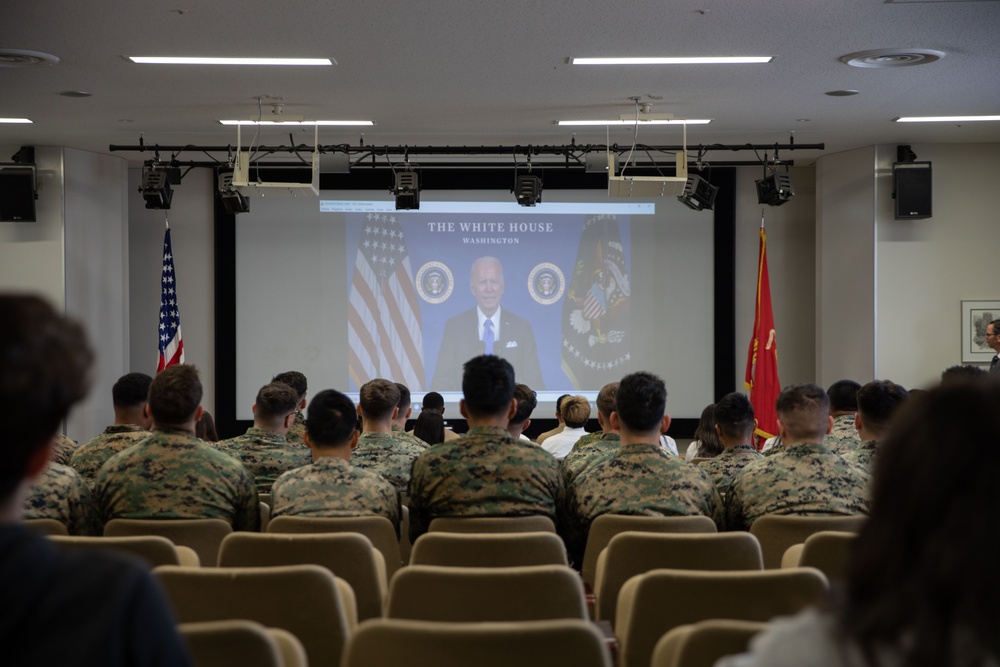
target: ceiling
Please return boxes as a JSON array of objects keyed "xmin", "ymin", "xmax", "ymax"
[{"xmin": 2, "ymin": 0, "xmax": 999, "ymax": 169}]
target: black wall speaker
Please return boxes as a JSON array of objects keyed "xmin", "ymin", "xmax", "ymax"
[
  {"xmin": 893, "ymin": 161, "xmax": 932, "ymax": 220},
  {"xmin": 0, "ymin": 166, "xmax": 37, "ymax": 222}
]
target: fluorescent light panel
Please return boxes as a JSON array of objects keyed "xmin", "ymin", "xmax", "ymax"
[
  {"xmin": 0, "ymin": 118, "xmax": 32, "ymax": 124},
  {"xmin": 895, "ymin": 115, "xmax": 1000, "ymax": 122},
  {"xmin": 572, "ymin": 56, "xmax": 772, "ymax": 65},
  {"xmin": 220, "ymin": 120, "xmax": 373, "ymax": 126},
  {"xmin": 558, "ymin": 119, "xmax": 711, "ymax": 126},
  {"xmin": 130, "ymin": 56, "xmax": 332, "ymax": 66}
]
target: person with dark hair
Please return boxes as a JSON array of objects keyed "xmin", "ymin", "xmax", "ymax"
[
  {"xmin": 412, "ymin": 410, "xmax": 446, "ymax": 446},
  {"xmin": 719, "ymin": 379, "xmax": 1000, "ymax": 667},
  {"xmin": 987, "ymin": 319, "xmax": 1000, "ymax": 374},
  {"xmin": 542, "ymin": 395, "xmax": 591, "ymax": 458},
  {"xmin": 694, "ymin": 392, "xmax": 762, "ymax": 497},
  {"xmin": 216, "ymin": 382, "xmax": 311, "ymax": 493},
  {"xmin": 408, "ymin": 355, "xmax": 560, "ymax": 541},
  {"xmin": 409, "ymin": 391, "xmax": 460, "ymax": 441},
  {"xmin": 69, "ymin": 372, "xmax": 153, "ymax": 485},
  {"xmin": 561, "ymin": 372, "xmax": 722, "ymax": 566},
  {"xmin": 352, "ymin": 379, "xmax": 425, "ymax": 492},
  {"xmin": 941, "ymin": 364, "xmax": 987, "ymax": 383},
  {"xmin": 685, "ymin": 404, "xmax": 724, "ymax": 460},
  {"xmin": 195, "ymin": 410, "xmax": 219, "ymax": 442},
  {"xmin": 0, "ymin": 294, "xmax": 192, "ymax": 665},
  {"xmin": 560, "ymin": 382, "xmax": 621, "ymax": 487},
  {"xmin": 725, "ymin": 383, "xmax": 870, "ymax": 531},
  {"xmin": 272, "ymin": 370, "xmax": 308, "ymax": 445},
  {"xmin": 536, "ymin": 393, "xmax": 572, "ymax": 445},
  {"xmin": 824, "ymin": 379, "xmax": 863, "ymax": 455},
  {"xmin": 507, "ymin": 383, "xmax": 538, "ymax": 441},
  {"xmin": 95, "ymin": 364, "xmax": 259, "ymax": 530},
  {"xmin": 271, "ymin": 389, "xmax": 400, "ymax": 535},
  {"xmin": 843, "ymin": 380, "xmax": 908, "ymax": 473},
  {"xmin": 391, "ymin": 382, "xmax": 432, "ymax": 449}
]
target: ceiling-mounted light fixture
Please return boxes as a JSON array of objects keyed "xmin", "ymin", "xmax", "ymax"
[
  {"xmin": 677, "ymin": 174, "xmax": 718, "ymax": 211},
  {"xmin": 756, "ymin": 172, "xmax": 794, "ymax": 206},
  {"xmin": 392, "ymin": 164, "xmax": 420, "ymax": 210},
  {"xmin": 141, "ymin": 162, "xmax": 173, "ymax": 209},
  {"xmin": 571, "ymin": 56, "xmax": 773, "ymax": 65}
]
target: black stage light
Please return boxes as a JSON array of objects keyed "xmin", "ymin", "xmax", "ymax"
[
  {"xmin": 755, "ymin": 172, "xmax": 795, "ymax": 206},
  {"xmin": 677, "ymin": 174, "xmax": 718, "ymax": 211},
  {"xmin": 141, "ymin": 168, "xmax": 173, "ymax": 209},
  {"xmin": 393, "ymin": 170, "xmax": 420, "ymax": 210},
  {"xmin": 220, "ymin": 186, "xmax": 250, "ymax": 214},
  {"xmin": 514, "ymin": 174, "xmax": 543, "ymax": 206}
]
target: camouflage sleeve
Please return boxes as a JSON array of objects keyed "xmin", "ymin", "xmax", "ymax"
[
  {"xmin": 556, "ymin": 484, "xmax": 589, "ymax": 570},
  {"xmin": 387, "ymin": 487, "xmax": 402, "ymax": 540},
  {"xmin": 232, "ymin": 469, "xmax": 261, "ymax": 532},
  {"xmin": 707, "ymin": 485, "xmax": 726, "ymax": 531},
  {"xmin": 406, "ymin": 458, "xmax": 431, "ymax": 543},
  {"xmin": 66, "ymin": 470, "xmax": 103, "ymax": 536},
  {"xmin": 724, "ymin": 476, "xmax": 748, "ymax": 532}
]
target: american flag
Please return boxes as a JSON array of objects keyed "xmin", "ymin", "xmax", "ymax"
[
  {"xmin": 583, "ymin": 284, "xmax": 607, "ymax": 321},
  {"xmin": 157, "ymin": 226, "xmax": 185, "ymax": 371},
  {"xmin": 347, "ymin": 212, "xmax": 425, "ymax": 389}
]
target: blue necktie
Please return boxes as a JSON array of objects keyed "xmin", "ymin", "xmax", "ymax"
[{"xmin": 483, "ymin": 319, "xmax": 495, "ymax": 355}]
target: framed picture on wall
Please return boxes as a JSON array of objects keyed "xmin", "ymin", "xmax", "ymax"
[{"xmin": 961, "ymin": 300, "xmax": 1000, "ymax": 363}]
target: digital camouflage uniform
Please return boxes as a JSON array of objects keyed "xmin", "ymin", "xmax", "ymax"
[
  {"xmin": 69, "ymin": 424, "xmax": 149, "ymax": 485},
  {"xmin": 824, "ymin": 414, "xmax": 860, "ymax": 455},
  {"xmin": 352, "ymin": 431, "xmax": 426, "ymax": 492},
  {"xmin": 392, "ymin": 424, "xmax": 430, "ymax": 450},
  {"xmin": 842, "ymin": 439, "xmax": 878, "ymax": 474},
  {"xmin": 284, "ymin": 412, "xmax": 307, "ymax": 447},
  {"xmin": 571, "ymin": 430, "xmax": 604, "ymax": 452},
  {"xmin": 725, "ymin": 441, "xmax": 870, "ymax": 532},
  {"xmin": 560, "ymin": 432, "xmax": 620, "ymax": 487},
  {"xmin": 560, "ymin": 442, "xmax": 724, "ymax": 565},
  {"xmin": 407, "ymin": 425, "xmax": 561, "ymax": 542},
  {"xmin": 271, "ymin": 456, "xmax": 401, "ymax": 537},
  {"xmin": 24, "ymin": 462, "xmax": 102, "ymax": 536},
  {"xmin": 52, "ymin": 434, "xmax": 78, "ymax": 466},
  {"xmin": 94, "ymin": 428, "xmax": 259, "ymax": 531},
  {"xmin": 694, "ymin": 444, "xmax": 763, "ymax": 498},
  {"xmin": 215, "ymin": 427, "xmax": 312, "ymax": 493}
]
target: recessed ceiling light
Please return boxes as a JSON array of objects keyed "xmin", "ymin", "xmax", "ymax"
[
  {"xmin": 840, "ymin": 49, "xmax": 944, "ymax": 68},
  {"xmin": 558, "ymin": 119, "xmax": 711, "ymax": 126},
  {"xmin": 572, "ymin": 56, "xmax": 772, "ymax": 65},
  {"xmin": 219, "ymin": 120, "xmax": 373, "ymax": 126},
  {"xmin": 0, "ymin": 49, "xmax": 59, "ymax": 67},
  {"xmin": 825, "ymin": 90, "xmax": 860, "ymax": 97},
  {"xmin": 0, "ymin": 118, "xmax": 32, "ymax": 123},
  {"xmin": 129, "ymin": 56, "xmax": 334, "ymax": 66},
  {"xmin": 895, "ymin": 115, "xmax": 1000, "ymax": 122},
  {"xmin": 59, "ymin": 90, "xmax": 92, "ymax": 98}
]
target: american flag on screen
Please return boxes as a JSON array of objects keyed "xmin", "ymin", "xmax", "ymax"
[
  {"xmin": 348, "ymin": 213, "xmax": 425, "ymax": 389},
  {"xmin": 157, "ymin": 226, "xmax": 185, "ymax": 372}
]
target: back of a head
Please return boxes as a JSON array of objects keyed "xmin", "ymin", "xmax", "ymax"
[
  {"xmin": 692, "ymin": 403, "xmax": 723, "ymax": 456},
  {"xmin": 112, "ymin": 372, "xmax": 153, "ymax": 408},
  {"xmin": 395, "ymin": 383, "xmax": 412, "ymax": 413},
  {"xmin": 615, "ymin": 371, "xmax": 667, "ymax": 433},
  {"xmin": 148, "ymin": 365, "xmax": 203, "ymax": 427},
  {"xmin": 941, "ymin": 364, "xmax": 987, "ymax": 384},
  {"xmin": 306, "ymin": 389, "xmax": 358, "ymax": 447},
  {"xmin": 461, "ymin": 355, "xmax": 515, "ymax": 418},
  {"xmin": 422, "ymin": 391, "xmax": 445, "ymax": 413},
  {"xmin": 713, "ymin": 392, "xmax": 755, "ymax": 441},
  {"xmin": 560, "ymin": 395, "xmax": 591, "ymax": 429},
  {"xmin": 595, "ymin": 382, "xmax": 619, "ymax": 420},
  {"xmin": 555, "ymin": 393, "xmax": 571, "ymax": 417},
  {"xmin": 359, "ymin": 379, "xmax": 401, "ymax": 420},
  {"xmin": 254, "ymin": 382, "xmax": 300, "ymax": 422},
  {"xmin": 842, "ymin": 379, "xmax": 1000, "ymax": 665},
  {"xmin": 827, "ymin": 379, "xmax": 861, "ymax": 412},
  {"xmin": 856, "ymin": 380, "xmax": 908, "ymax": 435},
  {"xmin": 775, "ymin": 383, "xmax": 830, "ymax": 442},
  {"xmin": 271, "ymin": 370, "xmax": 307, "ymax": 400},
  {"xmin": 511, "ymin": 383, "xmax": 537, "ymax": 426},
  {"xmin": 0, "ymin": 295, "xmax": 92, "ymax": 499},
  {"xmin": 413, "ymin": 410, "xmax": 446, "ymax": 445}
]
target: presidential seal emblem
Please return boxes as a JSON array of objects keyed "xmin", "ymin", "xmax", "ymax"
[
  {"xmin": 416, "ymin": 261, "xmax": 454, "ymax": 304},
  {"xmin": 528, "ymin": 263, "xmax": 565, "ymax": 305}
]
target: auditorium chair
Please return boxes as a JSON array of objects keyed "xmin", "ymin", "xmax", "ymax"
[
  {"xmin": 409, "ymin": 531, "xmax": 568, "ymax": 568},
  {"xmin": 748, "ymin": 514, "xmax": 867, "ymax": 568},
  {"xmin": 267, "ymin": 515, "xmax": 403, "ymax": 579},
  {"xmin": 50, "ymin": 534, "xmax": 200, "ymax": 567},
  {"xmin": 780, "ymin": 530, "xmax": 859, "ymax": 585},
  {"xmin": 427, "ymin": 515, "xmax": 557, "ymax": 534},
  {"xmin": 24, "ymin": 518, "xmax": 69, "ymax": 536},
  {"xmin": 179, "ymin": 619, "xmax": 307, "ymax": 667},
  {"xmin": 650, "ymin": 619, "xmax": 769, "ymax": 667},
  {"xmin": 104, "ymin": 518, "xmax": 232, "ymax": 567}
]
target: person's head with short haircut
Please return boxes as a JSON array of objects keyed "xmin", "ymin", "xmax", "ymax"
[
  {"xmin": 253, "ymin": 381, "xmax": 300, "ymax": 428},
  {"xmin": 714, "ymin": 392, "xmax": 756, "ymax": 442},
  {"xmin": 148, "ymin": 365, "xmax": 203, "ymax": 429},
  {"xmin": 305, "ymin": 389, "xmax": 358, "ymax": 448},
  {"xmin": 394, "ymin": 383, "xmax": 413, "ymax": 425},
  {"xmin": 827, "ymin": 379, "xmax": 862, "ymax": 413},
  {"xmin": 561, "ymin": 395, "xmax": 592, "ymax": 428},
  {"xmin": 461, "ymin": 355, "xmax": 515, "ymax": 419},
  {"xmin": 776, "ymin": 383, "xmax": 831, "ymax": 443},
  {"xmin": 856, "ymin": 380, "xmax": 908, "ymax": 437},
  {"xmin": 0, "ymin": 295, "xmax": 92, "ymax": 501},
  {"xmin": 615, "ymin": 372, "xmax": 667, "ymax": 433},
  {"xmin": 112, "ymin": 373, "xmax": 152, "ymax": 408},
  {"xmin": 272, "ymin": 371, "xmax": 307, "ymax": 401},
  {"xmin": 510, "ymin": 384, "xmax": 537, "ymax": 426},
  {"xmin": 359, "ymin": 379, "xmax": 401, "ymax": 421},
  {"xmin": 422, "ymin": 391, "xmax": 445, "ymax": 413},
  {"xmin": 595, "ymin": 382, "xmax": 619, "ymax": 421},
  {"xmin": 941, "ymin": 364, "xmax": 987, "ymax": 384},
  {"xmin": 987, "ymin": 319, "xmax": 1000, "ymax": 352}
]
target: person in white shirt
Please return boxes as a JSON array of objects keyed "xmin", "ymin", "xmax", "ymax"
[{"xmin": 541, "ymin": 395, "xmax": 590, "ymax": 459}]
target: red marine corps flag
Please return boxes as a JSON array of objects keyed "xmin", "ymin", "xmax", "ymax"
[
  {"xmin": 744, "ymin": 224, "xmax": 780, "ymax": 445},
  {"xmin": 157, "ymin": 224, "xmax": 185, "ymax": 371}
]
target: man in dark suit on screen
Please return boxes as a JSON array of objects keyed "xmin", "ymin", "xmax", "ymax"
[{"xmin": 431, "ymin": 256, "xmax": 545, "ymax": 391}]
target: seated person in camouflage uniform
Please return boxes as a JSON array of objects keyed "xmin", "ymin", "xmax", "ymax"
[
  {"xmin": 51, "ymin": 433, "xmax": 79, "ymax": 466},
  {"xmin": 694, "ymin": 392, "xmax": 763, "ymax": 498},
  {"xmin": 95, "ymin": 364, "xmax": 259, "ymax": 531},
  {"xmin": 216, "ymin": 382, "xmax": 311, "ymax": 493},
  {"xmin": 560, "ymin": 382, "xmax": 620, "ymax": 488},
  {"xmin": 352, "ymin": 379, "xmax": 426, "ymax": 492},
  {"xmin": 408, "ymin": 355, "xmax": 561, "ymax": 542},
  {"xmin": 392, "ymin": 382, "xmax": 432, "ymax": 450},
  {"xmin": 70, "ymin": 372, "xmax": 153, "ymax": 485},
  {"xmin": 725, "ymin": 382, "xmax": 871, "ymax": 532},
  {"xmin": 272, "ymin": 370, "xmax": 308, "ymax": 446},
  {"xmin": 271, "ymin": 389, "xmax": 400, "ymax": 536},
  {"xmin": 843, "ymin": 379, "xmax": 908, "ymax": 474},
  {"xmin": 0, "ymin": 294, "xmax": 192, "ymax": 665},
  {"xmin": 507, "ymin": 383, "xmax": 537, "ymax": 441},
  {"xmin": 24, "ymin": 460, "xmax": 102, "ymax": 536},
  {"xmin": 560, "ymin": 372, "xmax": 723, "ymax": 566},
  {"xmin": 823, "ymin": 379, "xmax": 862, "ymax": 455}
]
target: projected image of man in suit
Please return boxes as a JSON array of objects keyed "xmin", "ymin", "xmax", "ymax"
[{"xmin": 431, "ymin": 256, "xmax": 545, "ymax": 391}]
